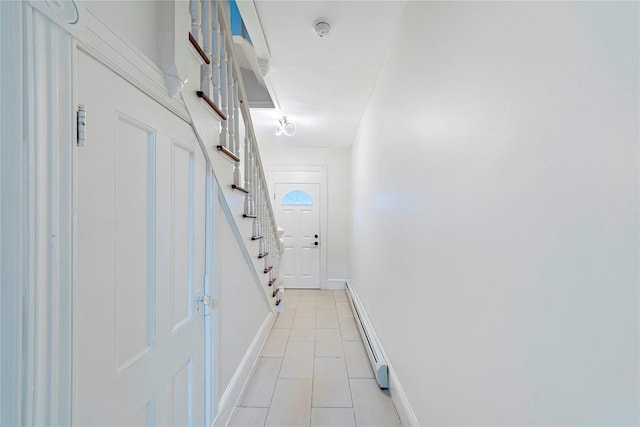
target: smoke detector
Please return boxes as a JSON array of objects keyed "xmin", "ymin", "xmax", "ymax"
[{"xmin": 314, "ymin": 20, "xmax": 331, "ymax": 38}]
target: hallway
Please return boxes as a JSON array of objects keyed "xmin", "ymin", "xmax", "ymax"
[{"xmin": 228, "ymin": 290, "xmax": 401, "ymax": 427}]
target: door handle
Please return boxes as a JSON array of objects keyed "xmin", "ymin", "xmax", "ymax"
[
  {"xmin": 195, "ymin": 294, "xmax": 213, "ymax": 314},
  {"xmin": 313, "ymin": 242, "xmax": 318, "ymax": 246},
  {"xmin": 197, "ymin": 295, "xmax": 212, "ymax": 306}
]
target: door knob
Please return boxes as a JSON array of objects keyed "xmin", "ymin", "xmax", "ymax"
[
  {"xmin": 314, "ymin": 242, "xmax": 318, "ymax": 246},
  {"xmin": 197, "ymin": 295, "xmax": 212, "ymax": 306},
  {"xmin": 314, "ymin": 234, "xmax": 318, "ymax": 238}
]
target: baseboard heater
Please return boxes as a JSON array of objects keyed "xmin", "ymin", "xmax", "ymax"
[{"xmin": 345, "ymin": 281, "xmax": 389, "ymax": 389}]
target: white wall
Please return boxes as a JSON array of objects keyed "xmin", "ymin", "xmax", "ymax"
[
  {"xmin": 216, "ymin": 197, "xmax": 270, "ymax": 394},
  {"xmin": 79, "ymin": 1, "xmax": 161, "ymax": 66},
  {"xmin": 259, "ymin": 145, "xmax": 351, "ymax": 287},
  {"xmin": 351, "ymin": 2, "xmax": 639, "ymax": 425}
]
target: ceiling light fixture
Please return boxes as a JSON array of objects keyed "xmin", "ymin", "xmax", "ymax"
[{"xmin": 276, "ymin": 116, "xmax": 296, "ymax": 136}]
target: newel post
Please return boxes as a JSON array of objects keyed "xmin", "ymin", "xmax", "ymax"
[{"xmin": 158, "ymin": 2, "xmax": 190, "ymax": 98}]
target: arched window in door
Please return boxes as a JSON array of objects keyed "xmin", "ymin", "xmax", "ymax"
[{"xmin": 282, "ymin": 189, "xmax": 313, "ymax": 206}]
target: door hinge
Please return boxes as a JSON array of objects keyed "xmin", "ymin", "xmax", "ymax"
[{"xmin": 77, "ymin": 104, "xmax": 87, "ymax": 146}]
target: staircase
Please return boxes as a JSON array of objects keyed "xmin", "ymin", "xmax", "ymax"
[{"xmin": 182, "ymin": 0, "xmax": 282, "ymax": 309}]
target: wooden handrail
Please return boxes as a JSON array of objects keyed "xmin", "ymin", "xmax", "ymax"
[
  {"xmin": 189, "ymin": 32, "xmax": 211, "ymax": 65},
  {"xmin": 217, "ymin": 145, "xmax": 240, "ymax": 163},
  {"xmin": 231, "ymin": 184, "xmax": 249, "ymax": 194},
  {"xmin": 258, "ymin": 252, "xmax": 269, "ymax": 259},
  {"xmin": 196, "ymin": 91, "xmax": 226, "ymax": 120},
  {"xmin": 269, "ymin": 278, "xmax": 277, "ymax": 287},
  {"xmin": 275, "ymin": 299, "xmax": 281, "ymax": 306},
  {"xmin": 264, "ymin": 266, "xmax": 273, "ymax": 274},
  {"xmin": 272, "ymin": 287, "xmax": 280, "ymax": 298}
]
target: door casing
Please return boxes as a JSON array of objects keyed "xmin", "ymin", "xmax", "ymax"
[{"xmin": 268, "ymin": 165, "xmax": 328, "ymax": 289}]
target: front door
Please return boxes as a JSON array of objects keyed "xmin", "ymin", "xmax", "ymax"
[
  {"xmin": 75, "ymin": 51, "xmax": 207, "ymax": 425},
  {"xmin": 274, "ymin": 183, "xmax": 321, "ymax": 289}
]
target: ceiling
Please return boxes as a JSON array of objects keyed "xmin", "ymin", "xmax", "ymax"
[{"xmin": 240, "ymin": 0, "xmax": 408, "ymax": 148}]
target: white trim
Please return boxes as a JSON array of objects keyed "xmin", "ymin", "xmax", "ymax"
[
  {"xmin": 28, "ymin": 5, "xmax": 75, "ymax": 425},
  {"xmin": 26, "ymin": 0, "xmax": 191, "ymax": 124},
  {"xmin": 232, "ymin": 0, "xmax": 271, "ymax": 64},
  {"xmin": 211, "ymin": 174, "xmax": 222, "ymax": 424},
  {"xmin": 268, "ymin": 165, "xmax": 328, "ymax": 290},
  {"xmin": 324, "ymin": 279, "xmax": 347, "ymax": 290},
  {"xmin": 204, "ymin": 166, "xmax": 215, "ymax": 427},
  {"xmin": 345, "ymin": 282, "xmax": 419, "ymax": 427},
  {"xmin": 0, "ymin": 3, "xmax": 75, "ymax": 424},
  {"xmin": 213, "ymin": 312, "xmax": 274, "ymax": 427},
  {"xmin": 77, "ymin": 7, "xmax": 190, "ymax": 123},
  {"xmin": 388, "ymin": 365, "xmax": 420, "ymax": 427},
  {"xmin": 1, "ymin": 2, "xmax": 25, "ymax": 425}
]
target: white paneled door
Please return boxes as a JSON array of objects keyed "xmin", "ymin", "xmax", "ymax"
[
  {"xmin": 274, "ymin": 183, "xmax": 320, "ymax": 289},
  {"xmin": 75, "ymin": 51, "xmax": 207, "ymax": 425}
]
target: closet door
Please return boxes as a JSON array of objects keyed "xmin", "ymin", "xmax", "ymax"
[{"xmin": 75, "ymin": 50, "xmax": 206, "ymax": 426}]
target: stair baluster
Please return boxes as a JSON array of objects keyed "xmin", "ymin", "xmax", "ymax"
[
  {"xmin": 243, "ymin": 134, "xmax": 252, "ymax": 215},
  {"xmin": 226, "ymin": 57, "xmax": 234, "ymax": 151},
  {"xmin": 188, "ymin": 0, "xmax": 282, "ymax": 307},
  {"xmin": 211, "ymin": 0, "xmax": 220, "ymax": 104},
  {"xmin": 219, "ymin": 29, "xmax": 228, "ymax": 149},
  {"xmin": 233, "ymin": 86, "xmax": 241, "ymax": 186},
  {"xmin": 190, "ymin": 0, "xmax": 203, "ymax": 44},
  {"xmin": 200, "ymin": 0, "xmax": 212, "ymax": 96}
]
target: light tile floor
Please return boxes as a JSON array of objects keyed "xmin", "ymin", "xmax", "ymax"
[{"xmin": 228, "ymin": 289, "xmax": 402, "ymax": 427}]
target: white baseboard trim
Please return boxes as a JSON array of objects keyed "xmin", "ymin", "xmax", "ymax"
[
  {"xmin": 345, "ymin": 283, "xmax": 419, "ymax": 427},
  {"xmin": 213, "ymin": 312, "xmax": 275, "ymax": 427},
  {"xmin": 323, "ymin": 279, "xmax": 347, "ymax": 290},
  {"xmin": 388, "ymin": 366, "xmax": 420, "ymax": 427}
]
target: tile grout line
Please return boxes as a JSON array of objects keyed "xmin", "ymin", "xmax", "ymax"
[
  {"xmin": 301, "ymin": 291, "xmax": 316, "ymax": 427},
  {"xmin": 262, "ymin": 355, "xmax": 284, "ymax": 420},
  {"xmin": 337, "ymin": 290, "xmax": 359, "ymax": 426},
  {"xmin": 234, "ymin": 290, "xmax": 359, "ymax": 427},
  {"xmin": 263, "ymin": 294, "xmax": 292, "ymax": 427}
]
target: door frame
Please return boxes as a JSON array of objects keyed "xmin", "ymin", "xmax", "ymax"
[
  {"xmin": 268, "ymin": 165, "xmax": 328, "ymax": 290},
  {"xmin": 1, "ymin": 2, "xmax": 75, "ymax": 425}
]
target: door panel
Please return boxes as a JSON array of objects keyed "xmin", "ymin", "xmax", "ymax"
[
  {"xmin": 171, "ymin": 141, "xmax": 195, "ymax": 331},
  {"xmin": 113, "ymin": 114, "xmax": 156, "ymax": 372},
  {"xmin": 274, "ymin": 183, "xmax": 320, "ymax": 289},
  {"xmin": 75, "ymin": 51, "xmax": 205, "ymax": 425}
]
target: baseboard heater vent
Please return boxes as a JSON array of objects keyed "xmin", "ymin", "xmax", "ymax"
[{"xmin": 345, "ymin": 281, "xmax": 389, "ymax": 389}]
